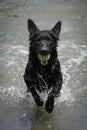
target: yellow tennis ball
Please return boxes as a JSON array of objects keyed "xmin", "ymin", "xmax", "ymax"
[{"xmin": 38, "ymin": 53, "xmax": 50, "ymax": 62}]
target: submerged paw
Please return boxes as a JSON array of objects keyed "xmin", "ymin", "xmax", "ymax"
[{"xmin": 45, "ymin": 96, "xmax": 54, "ymax": 113}]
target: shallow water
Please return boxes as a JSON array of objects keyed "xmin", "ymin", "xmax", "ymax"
[{"xmin": 0, "ymin": 0, "xmax": 87, "ymax": 130}]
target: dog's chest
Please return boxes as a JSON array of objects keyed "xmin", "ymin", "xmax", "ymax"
[{"xmin": 36, "ymin": 67, "xmax": 52, "ymax": 92}]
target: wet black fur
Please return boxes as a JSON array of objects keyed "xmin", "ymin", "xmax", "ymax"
[{"xmin": 23, "ymin": 19, "xmax": 63, "ymax": 113}]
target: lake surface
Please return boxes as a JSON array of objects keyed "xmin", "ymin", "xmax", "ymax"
[{"xmin": 0, "ymin": 0, "xmax": 87, "ymax": 130}]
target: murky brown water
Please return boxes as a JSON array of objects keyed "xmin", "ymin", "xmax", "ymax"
[{"xmin": 0, "ymin": 0, "xmax": 87, "ymax": 130}]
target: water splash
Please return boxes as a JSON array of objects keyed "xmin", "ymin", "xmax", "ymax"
[{"xmin": 0, "ymin": 42, "xmax": 86, "ymax": 108}]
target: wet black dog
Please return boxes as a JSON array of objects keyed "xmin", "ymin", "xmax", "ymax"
[{"xmin": 23, "ymin": 19, "xmax": 63, "ymax": 113}]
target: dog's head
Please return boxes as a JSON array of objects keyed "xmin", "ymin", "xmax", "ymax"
[{"xmin": 28, "ymin": 19, "xmax": 62, "ymax": 65}]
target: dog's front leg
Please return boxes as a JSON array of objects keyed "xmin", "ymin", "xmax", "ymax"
[
  {"xmin": 24, "ymin": 79, "xmax": 43, "ymax": 106},
  {"xmin": 45, "ymin": 81, "xmax": 62, "ymax": 113},
  {"xmin": 29, "ymin": 84, "xmax": 44, "ymax": 106},
  {"xmin": 45, "ymin": 61, "xmax": 63, "ymax": 113},
  {"xmin": 24, "ymin": 63, "xmax": 44, "ymax": 107},
  {"xmin": 45, "ymin": 93, "xmax": 54, "ymax": 113},
  {"xmin": 46, "ymin": 72, "xmax": 62, "ymax": 113}
]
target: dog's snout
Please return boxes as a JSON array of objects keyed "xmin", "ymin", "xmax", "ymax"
[{"xmin": 40, "ymin": 43, "xmax": 49, "ymax": 55}]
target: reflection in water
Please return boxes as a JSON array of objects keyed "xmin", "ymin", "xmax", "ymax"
[{"xmin": 0, "ymin": 0, "xmax": 87, "ymax": 130}]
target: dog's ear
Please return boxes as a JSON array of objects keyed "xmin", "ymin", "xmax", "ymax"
[
  {"xmin": 52, "ymin": 21, "xmax": 62, "ymax": 39},
  {"xmin": 28, "ymin": 19, "xmax": 38, "ymax": 34}
]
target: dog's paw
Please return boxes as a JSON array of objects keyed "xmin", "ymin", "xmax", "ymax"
[
  {"xmin": 35, "ymin": 97, "xmax": 44, "ymax": 106},
  {"xmin": 37, "ymin": 99, "xmax": 44, "ymax": 106},
  {"xmin": 45, "ymin": 96, "xmax": 54, "ymax": 113}
]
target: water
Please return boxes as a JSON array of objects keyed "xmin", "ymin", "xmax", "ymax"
[{"xmin": 0, "ymin": 0, "xmax": 87, "ymax": 130}]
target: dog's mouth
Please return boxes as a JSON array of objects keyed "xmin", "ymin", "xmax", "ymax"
[{"xmin": 37, "ymin": 53, "xmax": 50, "ymax": 65}]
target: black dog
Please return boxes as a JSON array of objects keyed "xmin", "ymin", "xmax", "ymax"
[{"xmin": 23, "ymin": 19, "xmax": 63, "ymax": 113}]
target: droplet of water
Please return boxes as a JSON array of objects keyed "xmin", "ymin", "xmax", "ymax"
[{"xmin": 20, "ymin": 111, "xmax": 28, "ymax": 123}]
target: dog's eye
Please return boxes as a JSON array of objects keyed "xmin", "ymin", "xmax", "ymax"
[
  {"xmin": 46, "ymin": 37, "xmax": 52, "ymax": 41},
  {"xmin": 37, "ymin": 38, "xmax": 41, "ymax": 42}
]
